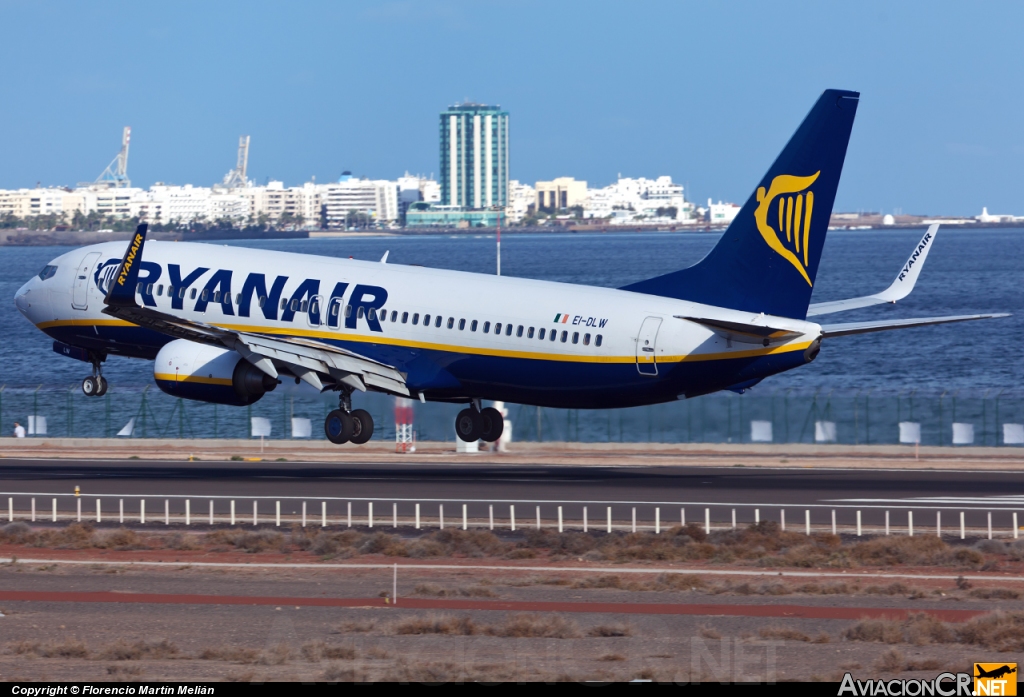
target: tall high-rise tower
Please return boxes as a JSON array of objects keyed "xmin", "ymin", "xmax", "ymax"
[{"xmin": 439, "ymin": 103, "xmax": 509, "ymax": 208}]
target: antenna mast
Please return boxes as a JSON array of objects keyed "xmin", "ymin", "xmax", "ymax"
[{"xmin": 222, "ymin": 135, "xmax": 250, "ymax": 188}]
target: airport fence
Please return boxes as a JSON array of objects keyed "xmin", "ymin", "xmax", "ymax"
[
  {"xmin": 1, "ymin": 384, "xmax": 1023, "ymax": 447},
  {"xmin": 2, "ymin": 492, "xmax": 1020, "ymax": 540}
]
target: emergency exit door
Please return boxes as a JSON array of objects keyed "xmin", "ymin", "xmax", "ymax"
[{"xmin": 636, "ymin": 317, "xmax": 662, "ymax": 376}]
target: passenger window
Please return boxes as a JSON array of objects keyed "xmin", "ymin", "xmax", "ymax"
[
  {"xmin": 301, "ymin": 300, "xmax": 309, "ymax": 313},
  {"xmin": 550, "ymin": 329, "xmax": 557, "ymax": 342},
  {"xmin": 391, "ymin": 311, "xmax": 398, "ymax": 322},
  {"xmin": 344, "ymin": 305, "xmax": 352, "ymax": 318},
  {"xmin": 235, "ymin": 293, "xmax": 241, "ymax": 305},
  {"xmin": 538, "ymin": 328, "xmax": 545, "ymax": 340},
  {"xmin": 560, "ymin": 331, "xmax": 568, "ymax": 343},
  {"xmin": 401, "ymin": 312, "xmax": 409, "ymax": 323},
  {"xmin": 357, "ymin": 306, "xmax": 364, "ymax": 319},
  {"xmin": 212, "ymin": 291, "xmax": 221, "ymax": 303},
  {"xmin": 423, "ymin": 314, "xmax": 431, "ymax": 326},
  {"xmin": 506, "ymin": 324, "xmax": 513, "ymax": 336},
  {"xmin": 494, "ymin": 322, "xmax": 501, "ymax": 334},
  {"xmin": 330, "ymin": 302, "xmax": 339, "ymax": 317},
  {"xmin": 190, "ymin": 288, "xmax": 198, "ymax": 300},
  {"xmin": 527, "ymin": 327, "xmax": 534, "ymax": 339},
  {"xmin": 482, "ymin": 321, "xmax": 490, "ymax": 333},
  {"xmin": 147, "ymin": 283, "xmax": 155, "ymax": 296},
  {"xmin": 471, "ymin": 320, "xmax": 478, "ymax": 331},
  {"xmin": 583, "ymin": 333, "xmax": 591, "ymax": 345},
  {"xmin": 181, "ymin": 288, "xmax": 188, "ymax": 299},
  {"xmin": 447, "ymin": 317, "xmax": 454, "ymax": 329},
  {"xmin": 516, "ymin": 325, "xmax": 524, "ymax": 337},
  {"xmin": 157, "ymin": 285, "xmax": 164, "ymax": 296},
  {"xmin": 201, "ymin": 289, "xmax": 209, "ymax": 301},
  {"xmin": 258, "ymin": 296, "xmax": 266, "ymax": 308},
  {"xmin": 289, "ymin": 299, "xmax": 298, "ymax": 311},
  {"xmin": 412, "ymin": 313, "xmax": 420, "ymax": 325},
  {"xmin": 435, "ymin": 315, "xmax": 443, "ymax": 328},
  {"xmin": 368, "ymin": 308, "xmax": 376, "ymax": 320},
  {"xmin": 572, "ymin": 332, "xmax": 579, "ymax": 344},
  {"xmin": 378, "ymin": 308, "xmax": 386, "ymax": 321},
  {"xmin": 596, "ymin": 334, "xmax": 603, "ymax": 347}
]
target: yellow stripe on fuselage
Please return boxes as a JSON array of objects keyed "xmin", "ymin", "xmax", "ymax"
[{"xmin": 39, "ymin": 319, "xmax": 811, "ymax": 365}]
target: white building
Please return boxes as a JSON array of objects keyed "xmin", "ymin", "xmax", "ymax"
[
  {"xmin": 583, "ymin": 176, "xmax": 694, "ymax": 223},
  {"xmin": 506, "ymin": 180, "xmax": 536, "ymax": 223},
  {"xmin": 323, "ymin": 176, "xmax": 399, "ymax": 228},
  {"xmin": 707, "ymin": 199, "xmax": 741, "ymax": 225}
]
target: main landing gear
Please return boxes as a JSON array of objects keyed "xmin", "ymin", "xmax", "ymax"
[
  {"xmin": 324, "ymin": 389, "xmax": 374, "ymax": 445},
  {"xmin": 81, "ymin": 354, "xmax": 108, "ymax": 397},
  {"xmin": 455, "ymin": 400, "xmax": 503, "ymax": 443}
]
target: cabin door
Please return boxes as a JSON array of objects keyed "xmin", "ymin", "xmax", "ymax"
[
  {"xmin": 72, "ymin": 252, "xmax": 101, "ymax": 310},
  {"xmin": 635, "ymin": 317, "xmax": 662, "ymax": 376}
]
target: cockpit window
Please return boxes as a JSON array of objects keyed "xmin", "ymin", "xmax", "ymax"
[{"xmin": 38, "ymin": 265, "xmax": 58, "ymax": 281}]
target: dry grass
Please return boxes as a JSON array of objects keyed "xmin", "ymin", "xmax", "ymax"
[
  {"xmin": 757, "ymin": 626, "xmax": 830, "ymax": 643},
  {"xmin": 876, "ymin": 648, "xmax": 906, "ymax": 672},
  {"xmin": 598, "ymin": 654, "xmax": 625, "ymax": 662},
  {"xmin": 588, "ymin": 623, "xmax": 632, "ymax": 637},
  {"xmin": 333, "ymin": 619, "xmax": 376, "ymax": 634},
  {"xmin": 6, "ymin": 640, "xmax": 90, "ymax": 658},
  {"xmin": 698, "ymin": 625, "xmax": 721, "ymax": 640},
  {"xmin": 390, "ymin": 612, "xmax": 582, "ymax": 638},
  {"xmin": 197, "ymin": 646, "xmax": 261, "ymax": 663},
  {"xmin": 969, "ymin": 587, "xmax": 1021, "ymax": 600},
  {"xmin": 845, "ymin": 611, "xmax": 1024, "ymax": 652},
  {"xmin": 412, "ymin": 583, "xmax": 496, "ymax": 598},
  {"xmin": 105, "ymin": 665, "xmax": 144, "ymax": 680},
  {"xmin": 98, "ymin": 639, "xmax": 179, "ymax": 661},
  {"xmin": 300, "ymin": 641, "xmax": 356, "ymax": 662}
]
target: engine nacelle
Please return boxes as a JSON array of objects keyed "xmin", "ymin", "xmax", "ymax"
[{"xmin": 154, "ymin": 339, "xmax": 278, "ymax": 406}]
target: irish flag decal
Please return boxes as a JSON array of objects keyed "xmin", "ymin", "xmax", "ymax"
[{"xmin": 553, "ymin": 313, "xmax": 570, "ymax": 323}]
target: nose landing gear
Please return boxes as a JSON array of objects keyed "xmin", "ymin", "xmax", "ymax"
[
  {"xmin": 324, "ymin": 389, "xmax": 375, "ymax": 445},
  {"xmin": 81, "ymin": 354, "xmax": 108, "ymax": 397},
  {"xmin": 455, "ymin": 400, "xmax": 504, "ymax": 443}
]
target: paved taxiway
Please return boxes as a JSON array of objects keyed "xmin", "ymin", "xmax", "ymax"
[{"xmin": 1, "ymin": 457, "xmax": 1022, "ymax": 531}]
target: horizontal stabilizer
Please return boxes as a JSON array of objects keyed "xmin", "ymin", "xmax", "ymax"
[
  {"xmin": 675, "ymin": 314, "xmax": 805, "ymax": 340},
  {"xmin": 807, "ymin": 224, "xmax": 938, "ymax": 317},
  {"xmin": 820, "ymin": 313, "xmax": 1008, "ymax": 338}
]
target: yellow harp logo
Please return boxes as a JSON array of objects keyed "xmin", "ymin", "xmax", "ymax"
[{"xmin": 754, "ymin": 171, "xmax": 820, "ymax": 286}]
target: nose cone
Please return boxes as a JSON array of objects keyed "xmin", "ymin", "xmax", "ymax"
[{"xmin": 14, "ymin": 279, "xmax": 34, "ymax": 316}]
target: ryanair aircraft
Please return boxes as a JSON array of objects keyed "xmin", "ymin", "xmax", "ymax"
[{"xmin": 14, "ymin": 89, "xmax": 1007, "ymax": 445}]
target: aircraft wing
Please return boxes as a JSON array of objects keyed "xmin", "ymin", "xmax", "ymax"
[
  {"xmin": 101, "ymin": 225, "xmax": 410, "ymax": 397},
  {"xmin": 820, "ymin": 313, "xmax": 1009, "ymax": 338},
  {"xmin": 806, "ymin": 224, "xmax": 938, "ymax": 317}
]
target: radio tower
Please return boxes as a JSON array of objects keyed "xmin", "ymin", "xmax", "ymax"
[
  {"xmin": 83, "ymin": 127, "xmax": 131, "ymax": 188},
  {"xmin": 222, "ymin": 135, "xmax": 250, "ymax": 189}
]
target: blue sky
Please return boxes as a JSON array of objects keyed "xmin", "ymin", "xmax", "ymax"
[{"xmin": 1, "ymin": 1, "xmax": 1021, "ymax": 215}]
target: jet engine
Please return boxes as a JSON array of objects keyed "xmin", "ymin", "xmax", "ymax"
[{"xmin": 153, "ymin": 339, "xmax": 278, "ymax": 406}]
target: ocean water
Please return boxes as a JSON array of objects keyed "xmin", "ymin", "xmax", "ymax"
[{"xmin": 0, "ymin": 229, "xmax": 1020, "ymax": 443}]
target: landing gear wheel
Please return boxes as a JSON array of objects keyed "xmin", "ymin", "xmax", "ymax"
[
  {"xmin": 455, "ymin": 408, "xmax": 483, "ymax": 442},
  {"xmin": 82, "ymin": 376, "xmax": 98, "ymax": 397},
  {"xmin": 94, "ymin": 376, "xmax": 108, "ymax": 397},
  {"xmin": 324, "ymin": 409, "xmax": 354, "ymax": 444},
  {"xmin": 480, "ymin": 407, "xmax": 504, "ymax": 443},
  {"xmin": 349, "ymin": 409, "xmax": 374, "ymax": 445}
]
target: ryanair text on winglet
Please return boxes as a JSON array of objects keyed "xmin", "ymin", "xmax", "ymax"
[{"xmin": 117, "ymin": 232, "xmax": 144, "ymax": 287}]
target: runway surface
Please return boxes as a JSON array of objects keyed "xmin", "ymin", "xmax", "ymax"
[{"xmin": 1, "ymin": 457, "xmax": 1022, "ymax": 531}]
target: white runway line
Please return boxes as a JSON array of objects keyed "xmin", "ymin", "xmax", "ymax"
[{"xmin": 2, "ymin": 557, "xmax": 1024, "ymax": 584}]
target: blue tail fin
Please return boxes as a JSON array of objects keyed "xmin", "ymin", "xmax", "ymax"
[{"xmin": 621, "ymin": 89, "xmax": 859, "ymax": 319}]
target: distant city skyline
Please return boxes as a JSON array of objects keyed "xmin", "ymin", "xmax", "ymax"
[{"xmin": 1, "ymin": 1, "xmax": 1022, "ymax": 215}]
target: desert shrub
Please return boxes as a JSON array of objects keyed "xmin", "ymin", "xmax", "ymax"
[
  {"xmin": 0, "ymin": 522, "xmax": 34, "ymax": 544},
  {"xmin": 968, "ymin": 587, "xmax": 1021, "ymax": 600},
  {"xmin": 955, "ymin": 611, "xmax": 1024, "ymax": 652},
  {"xmin": 99, "ymin": 639, "xmax": 179, "ymax": 660},
  {"xmin": 587, "ymin": 623, "xmax": 632, "ymax": 637},
  {"xmin": 393, "ymin": 614, "xmax": 478, "ymax": 636},
  {"xmin": 876, "ymin": 649, "xmax": 905, "ymax": 672},
  {"xmin": 96, "ymin": 528, "xmax": 145, "ymax": 550},
  {"xmin": 495, "ymin": 614, "xmax": 580, "ymax": 638}
]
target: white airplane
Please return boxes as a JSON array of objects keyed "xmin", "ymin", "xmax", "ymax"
[{"xmin": 14, "ymin": 89, "xmax": 1006, "ymax": 445}]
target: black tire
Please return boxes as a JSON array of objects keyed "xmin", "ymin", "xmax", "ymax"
[
  {"xmin": 82, "ymin": 376, "xmax": 97, "ymax": 397},
  {"xmin": 349, "ymin": 409, "xmax": 374, "ymax": 444},
  {"xmin": 94, "ymin": 376, "xmax": 108, "ymax": 397},
  {"xmin": 455, "ymin": 408, "xmax": 483, "ymax": 442},
  {"xmin": 480, "ymin": 407, "xmax": 504, "ymax": 442},
  {"xmin": 324, "ymin": 409, "xmax": 353, "ymax": 444}
]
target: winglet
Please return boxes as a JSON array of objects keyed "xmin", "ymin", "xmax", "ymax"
[
  {"xmin": 103, "ymin": 223, "xmax": 149, "ymax": 307},
  {"xmin": 380, "ymin": 250, "xmax": 390, "ymax": 264},
  {"xmin": 874, "ymin": 223, "xmax": 939, "ymax": 303}
]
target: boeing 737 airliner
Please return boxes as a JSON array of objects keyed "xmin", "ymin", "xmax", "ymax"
[{"xmin": 14, "ymin": 89, "xmax": 1007, "ymax": 445}]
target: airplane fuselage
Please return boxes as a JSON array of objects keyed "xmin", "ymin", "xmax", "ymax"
[{"xmin": 16, "ymin": 240, "xmax": 821, "ymax": 409}]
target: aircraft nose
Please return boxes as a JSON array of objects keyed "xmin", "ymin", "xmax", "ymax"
[{"xmin": 14, "ymin": 279, "xmax": 34, "ymax": 316}]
